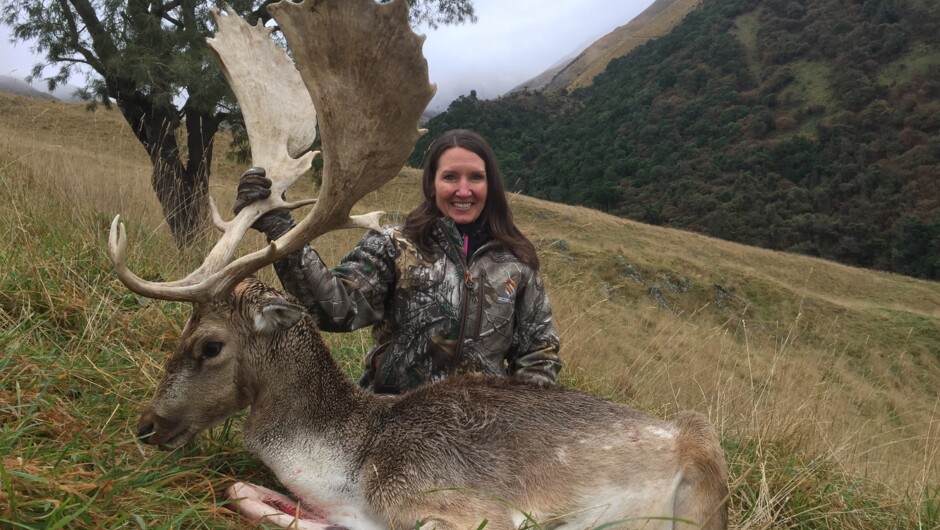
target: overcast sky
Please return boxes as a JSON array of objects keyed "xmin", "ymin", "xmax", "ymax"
[{"xmin": 1, "ymin": 0, "xmax": 655, "ymax": 109}]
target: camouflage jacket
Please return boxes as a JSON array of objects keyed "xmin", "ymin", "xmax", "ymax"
[{"xmin": 273, "ymin": 217, "xmax": 562, "ymax": 393}]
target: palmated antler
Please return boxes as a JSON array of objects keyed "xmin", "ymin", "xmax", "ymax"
[{"xmin": 109, "ymin": 0, "xmax": 435, "ymax": 302}]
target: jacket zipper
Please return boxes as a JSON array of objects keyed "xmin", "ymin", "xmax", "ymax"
[
  {"xmin": 439, "ymin": 219, "xmax": 493, "ymax": 363},
  {"xmin": 471, "ymin": 268, "xmax": 485, "ymax": 339},
  {"xmin": 453, "ymin": 253, "xmax": 475, "ymax": 362},
  {"xmin": 454, "ymin": 240, "xmax": 494, "ymax": 362}
]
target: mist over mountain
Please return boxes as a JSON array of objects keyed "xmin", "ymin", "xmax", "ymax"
[
  {"xmin": 0, "ymin": 75, "xmax": 84, "ymax": 102},
  {"xmin": 0, "ymin": 75, "xmax": 57, "ymax": 101},
  {"xmin": 415, "ymin": 0, "xmax": 940, "ymax": 280}
]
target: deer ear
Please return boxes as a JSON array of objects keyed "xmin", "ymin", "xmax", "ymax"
[{"xmin": 254, "ymin": 301, "xmax": 305, "ymax": 335}]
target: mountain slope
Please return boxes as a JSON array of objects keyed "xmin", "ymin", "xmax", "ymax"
[
  {"xmin": 0, "ymin": 74, "xmax": 85, "ymax": 102},
  {"xmin": 511, "ymin": 0, "xmax": 701, "ymax": 95},
  {"xmin": 416, "ymin": 0, "xmax": 940, "ymax": 280},
  {"xmin": 0, "ymin": 74, "xmax": 57, "ymax": 100},
  {"xmin": 509, "ymin": 51, "xmax": 579, "ymax": 94},
  {"xmin": 544, "ymin": 0, "xmax": 702, "ymax": 93}
]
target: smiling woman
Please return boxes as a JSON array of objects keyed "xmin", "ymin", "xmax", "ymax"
[
  {"xmin": 236, "ymin": 128, "xmax": 562, "ymax": 394},
  {"xmin": 432, "ymin": 146, "xmax": 488, "ymax": 224}
]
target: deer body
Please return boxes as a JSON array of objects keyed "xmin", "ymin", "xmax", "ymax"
[{"xmin": 138, "ymin": 280, "xmax": 728, "ymax": 529}]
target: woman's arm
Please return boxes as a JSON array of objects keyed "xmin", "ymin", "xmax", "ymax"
[
  {"xmin": 507, "ymin": 270, "xmax": 563, "ymax": 385},
  {"xmin": 234, "ymin": 168, "xmax": 396, "ymax": 332},
  {"xmin": 274, "ymin": 230, "xmax": 397, "ymax": 332}
]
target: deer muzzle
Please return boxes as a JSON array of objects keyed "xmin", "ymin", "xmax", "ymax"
[{"xmin": 137, "ymin": 409, "xmax": 190, "ymax": 449}]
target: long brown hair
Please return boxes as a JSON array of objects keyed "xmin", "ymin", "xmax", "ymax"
[{"xmin": 403, "ymin": 129, "xmax": 540, "ymax": 269}]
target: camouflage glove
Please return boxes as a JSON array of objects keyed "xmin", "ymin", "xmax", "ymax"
[{"xmin": 234, "ymin": 167, "xmax": 296, "ymax": 241}]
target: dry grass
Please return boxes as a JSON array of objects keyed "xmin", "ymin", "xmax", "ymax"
[{"xmin": 2, "ymin": 93, "xmax": 939, "ymax": 528}]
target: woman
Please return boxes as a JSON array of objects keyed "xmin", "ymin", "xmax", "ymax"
[{"xmin": 236, "ymin": 129, "xmax": 561, "ymax": 393}]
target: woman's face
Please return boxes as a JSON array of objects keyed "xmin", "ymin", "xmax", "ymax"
[{"xmin": 433, "ymin": 147, "xmax": 488, "ymax": 224}]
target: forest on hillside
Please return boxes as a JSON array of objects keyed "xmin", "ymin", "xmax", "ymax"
[{"xmin": 412, "ymin": 0, "xmax": 940, "ymax": 280}]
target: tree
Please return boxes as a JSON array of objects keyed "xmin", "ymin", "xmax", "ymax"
[{"xmin": 2, "ymin": 0, "xmax": 474, "ymax": 246}]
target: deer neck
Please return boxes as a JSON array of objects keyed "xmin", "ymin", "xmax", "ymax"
[{"xmin": 241, "ymin": 318, "xmax": 371, "ymax": 443}]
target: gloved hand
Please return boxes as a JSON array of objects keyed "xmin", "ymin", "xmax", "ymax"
[{"xmin": 234, "ymin": 167, "xmax": 296, "ymax": 241}]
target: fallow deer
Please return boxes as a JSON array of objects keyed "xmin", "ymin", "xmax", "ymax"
[{"xmin": 109, "ymin": 1, "xmax": 729, "ymax": 528}]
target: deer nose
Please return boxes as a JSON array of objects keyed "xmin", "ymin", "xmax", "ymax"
[{"xmin": 137, "ymin": 410, "xmax": 158, "ymax": 443}]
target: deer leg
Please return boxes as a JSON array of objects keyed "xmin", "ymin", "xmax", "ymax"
[
  {"xmin": 672, "ymin": 412, "xmax": 729, "ymax": 530},
  {"xmin": 226, "ymin": 481, "xmax": 348, "ymax": 530}
]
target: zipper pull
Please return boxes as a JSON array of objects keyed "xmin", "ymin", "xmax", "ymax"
[{"xmin": 465, "ymin": 270, "xmax": 475, "ymax": 287}]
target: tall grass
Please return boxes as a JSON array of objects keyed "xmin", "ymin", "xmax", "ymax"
[{"xmin": 2, "ymin": 94, "xmax": 939, "ymax": 528}]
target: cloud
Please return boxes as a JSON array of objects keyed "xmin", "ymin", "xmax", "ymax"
[
  {"xmin": 0, "ymin": 24, "xmax": 43, "ymax": 78},
  {"xmin": 421, "ymin": 0, "xmax": 654, "ymax": 109}
]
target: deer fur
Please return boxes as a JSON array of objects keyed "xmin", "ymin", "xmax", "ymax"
[{"xmin": 137, "ymin": 279, "xmax": 729, "ymax": 530}]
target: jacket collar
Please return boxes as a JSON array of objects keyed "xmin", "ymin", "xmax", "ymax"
[{"xmin": 432, "ymin": 217, "xmax": 497, "ymax": 263}]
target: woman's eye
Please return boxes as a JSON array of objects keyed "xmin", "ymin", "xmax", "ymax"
[
  {"xmin": 201, "ymin": 342, "xmax": 223, "ymax": 359},
  {"xmin": 441, "ymin": 174, "xmax": 457, "ymax": 182},
  {"xmin": 470, "ymin": 173, "xmax": 486, "ymax": 182}
]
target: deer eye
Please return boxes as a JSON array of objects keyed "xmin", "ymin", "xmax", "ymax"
[{"xmin": 201, "ymin": 342, "xmax": 223, "ymax": 360}]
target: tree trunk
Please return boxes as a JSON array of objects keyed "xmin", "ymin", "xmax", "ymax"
[
  {"xmin": 117, "ymin": 96, "xmax": 216, "ymax": 247},
  {"xmin": 150, "ymin": 145, "xmax": 208, "ymax": 248},
  {"xmin": 148, "ymin": 115, "xmax": 210, "ymax": 248}
]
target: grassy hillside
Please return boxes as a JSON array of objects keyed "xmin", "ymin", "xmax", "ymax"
[
  {"xmin": 417, "ymin": 0, "xmax": 940, "ymax": 281},
  {"xmin": 2, "ymin": 93, "xmax": 940, "ymax": 528}
]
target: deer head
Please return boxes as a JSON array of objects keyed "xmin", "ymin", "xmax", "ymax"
[
  {"xmin": 109, "ymin": 0, "xmax": 435, "ymax": 303},
  {"xmin": 135, "ymin": 279, "xmax": 310, "ymax": 448}
]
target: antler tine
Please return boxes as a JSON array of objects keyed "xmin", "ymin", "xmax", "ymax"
[
  {"xmin": 108, "ymin": 5, "xmax": 320, "ymax": 303},
  {"xmin": 108, "ymin": 215, "xmax": 210, "ymax": 302}
]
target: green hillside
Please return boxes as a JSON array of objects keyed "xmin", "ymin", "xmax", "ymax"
[{"xmin": 414, "ymin": 0, "xmax": 940, "ymax": 280}]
